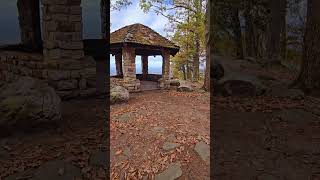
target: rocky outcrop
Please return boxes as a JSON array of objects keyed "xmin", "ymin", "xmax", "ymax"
[{"xmin": 0, "ymin": 77, "xmax": 61, "ymax": 135}]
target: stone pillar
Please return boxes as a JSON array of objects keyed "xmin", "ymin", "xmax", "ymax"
[
  {"xmin": 142, "ymin": 55, "xmax": 148, "ymax": 80},
  {"xmin": 17, "ymin": 0, "xmax": 42, "ymax": 50},
  {"xmin": 162, "ymin": 50, "xmax": 170, "ymax": 80},
  {"xmin": 115, "ymin": 52, "xmax": 123, "ymax": 76},
  {"xmin": 122, "ymin": 45, "xmax": 140, "ymax": 92},
  {"xmin": 41, "ymin": 0, "xmax": 84, "ymax": 60},
  {"xmin": 159, "ymin": 49, "xmax": 170, "ymax": 89}
]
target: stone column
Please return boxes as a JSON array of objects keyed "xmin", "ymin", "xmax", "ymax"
[
  {"xmin": 41, "ymin": 0, "xmax": 84, "ymax": 60},
  {"xmin": 162, "ymin": 50, "xmax": 170, "ymax": 80},
  {"xmin": 17, "ymin": 0, "xmax": 42, "ymax": 50},
  {"xmin": 115, "ymin": 52, "xmax": 123, "ymax": 76},
  {"xmin": 122, "ymin": 45, "xmax": 140, "ymax": 92},
  {"xmin": 160, "ymin": 49, "xmax": 170, "ymax": 89},
  {"xmin": 141, "ymin": 55, "xmax": 148, "ymax": 80}
]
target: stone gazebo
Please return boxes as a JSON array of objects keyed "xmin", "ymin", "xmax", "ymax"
[{"xmin": 110, "ymin": 23, "xmax": 180, "ymax": 92}]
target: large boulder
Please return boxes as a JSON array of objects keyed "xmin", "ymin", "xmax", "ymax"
[
  {"xmin": 0, "ymin": 77, "xmax": 61, "ymax": 135},
  {"xmin": 110, "ymin": 85, "xmax": 129, "ymax": 104},
  {"xmin": 177, "ymin": 84, "xmax": 193, "ymax": 92},
  {"xmin": 215, "ymin": 72, "xmax": 266, "ymax": 97}
]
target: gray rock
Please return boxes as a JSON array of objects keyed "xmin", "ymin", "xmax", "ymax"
[
  {"xmin": 194, "ymin": 141, "xmax": 210, "ymax": 164},
  {"xmin": 167, "ymin": 134, "xmax": 177, "ymax": 142},
  {"xmin": 155, "ymin": 162, "xmax": 182, "ymax": 180},
  {"xmin": 114, "ymin": 112, "xmax": 131, "ymax": 122},
  {"xmin": 0, "ymin": 77, "xmax": 61, "ymax": 134},
  {"xmin": 152, "ymin": 126, "xmax": 165, "ymax": 133},
  {"xmin": 216, "ymin": 72, "xmax": 266, "ymax": 97},
  {"xmin": 162, "ymin": 142, "xmax": 180, "ymax": 151},
  {"xmin": 168, "ymin": 79, "xmax": 180, "ymax": 86},
  {"xmin": 177, "ymin": 85, "xmax": 193, "ymax": 92},
  {"xmin": 89, "ymin": 151, "xmax": 108, "ymax": 167},
  {"xmin": 33, "ymin": 160, "xmax": 81, "ymax": 180},
  {"xmin": 110, "ymin": 85, "xmax": 129, "ymax": 104}
]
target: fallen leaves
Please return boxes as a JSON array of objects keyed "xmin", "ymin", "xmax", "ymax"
[{"xmin": 110, "ymin": 90, "xmax": 210, "ymax": 179}]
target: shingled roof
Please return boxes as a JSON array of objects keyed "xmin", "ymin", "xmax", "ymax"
[{"xmin": 110, "ymin": 23, "xmax": 180, "ymax": 56}]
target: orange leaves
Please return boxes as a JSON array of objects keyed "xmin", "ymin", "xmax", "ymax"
[{"xmin": 115, "ymin": 149, "xmax": 123, "ymax": 155}]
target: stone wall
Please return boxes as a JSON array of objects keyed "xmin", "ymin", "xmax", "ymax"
[
  {"xmin": 41, "ymin": 0, "xmax": 84, "ymax": 60},
  {"xmin": 0, "ymin": 51, "xmax": 96, "ymax": 99}
]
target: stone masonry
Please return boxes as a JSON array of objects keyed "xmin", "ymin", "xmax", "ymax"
[
  {"xmin": 159, "ymin": 49, "xmax": 170, "ymax": 89},
  {"xmin": 0, "ymin": 0, "xmax": 98, "ymax": 100},
  {"xmin": 41, "ymin": 0, "xmax": 84, "ymax": 60},
  {"xmin": 0, "ymin": 51, "xmax": 96, "ymax": 99},
  {"xmin": 122, "ymin": 45, "xmax": 140, "ymax": 92}
]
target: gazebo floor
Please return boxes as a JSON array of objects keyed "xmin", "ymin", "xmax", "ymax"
[{"xmin": 140, "ymin": 80, "xmax": 159, "ymax": 91}]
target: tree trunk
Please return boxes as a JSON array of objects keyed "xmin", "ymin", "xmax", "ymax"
[
  {"xmin": 266, "ymin": 0, "xmax": 284, "ymax": 63},
  {"xmin": 293, "ymin": 0, "xmax": 320, "ymax": 92},
  {"xmin": 203, "ymin": 0, "xmax": 212, "ymax": 91},
  {"xmin": 231, "ymin": 6, "xmax": 244, "ymax": 59},
  {"xmin": 244, "ymin": 0, "xmax": 255, "ymax": 58},
  {"xmin": 280, "ymin": 0, "xmax": 287, "ymax": 61},
  {"xmin": 193, "ymin": 34, "xmax": 200, "ymax": 81}
]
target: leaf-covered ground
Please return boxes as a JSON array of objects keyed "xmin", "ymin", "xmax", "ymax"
[
  {"xmin": 0, "ymin": 98, "xmax": 109, "ymax": 179},
  {"xmin": 110, "ymin": 90, "xmax": 210, "ymax": 179}
]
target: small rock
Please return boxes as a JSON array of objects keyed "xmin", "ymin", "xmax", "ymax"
[
  {"xmin": 167, "ymin": 134, "xmax": 177, "ymax": 142},
  {"xmin": 114, "ymin": 113, "xmax": 131, "ymax": 123},
  {"xmin": 162, "ymin": 142, "xmax": 180, "ymax": 151},
  {"xmin": 194, "ymin": 141, "xmax": 210, "ymax": 164},
  {"xmin": 155, "ymin": 162, "xmax": 182, "ymax": 180},
  {"xmin": 152, "ymin": 126, "xmax": 165, "ymax": 133}
]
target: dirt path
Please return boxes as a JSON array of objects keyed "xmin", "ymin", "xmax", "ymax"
[{"xmin": 110, "ymin": 90, "xmax": 210, "ymax": 179}]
